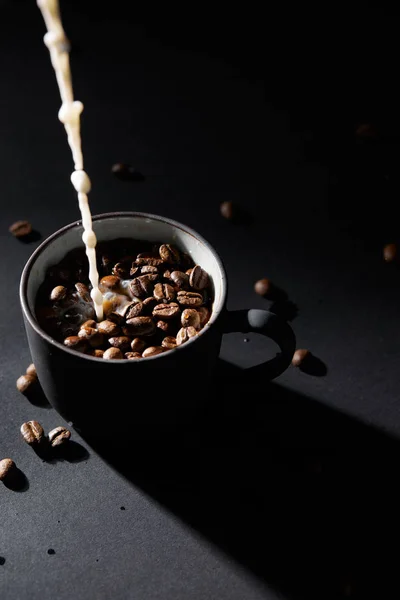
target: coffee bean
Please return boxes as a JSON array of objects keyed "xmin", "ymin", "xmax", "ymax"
[
  {"xmin": 111, "ymin": 162, "xmax": 145, "ymax": 181},
  {"xmin": 9, "ymin": 220, "xmax": 32, "ymax": 238},
  {"xmin": 20, "ymin": 421, "xmax": 44, "ymax": 446},
  {"xmin": 186, "ymin": 268, "xmax": 193, "ymax": 276},
  {"xmin": 152, "ymin": 302, "xmax": 180, "ymax": 319},
  {"xmin": 176, "ymin": 326, "xmax": 197, "ymax": 346},
  {"xmin": 48, "ymin": 426, "xmax": 71, "ymax": 447},
  {"xmin": 0, "ymin": 458, "xmax": 16, "ymax": 482},
  {"xmin": 112, "ymin": 262, "xmax": 130, "ymax": 278},
  {"xmin": 131, "ymin": 338, "xmax": 145, "ymax": 353},
  {"xmin": 142, "ymin": 297, "xmax": 157, "ymax": 313},
  {"xmin": 91, "ymin": 349, "xmax": 104, "ymax": 358},
  {"xmin": 383, "ymin": 243, "xmax": 397, "ymax": 262},
  {"xmin": 292, "ymin": 349, "xmax": 310, "ymax": 367},
  {"xmin": 99, "ymin": 275, "xmax": 121, "ymax": 292},
  {"xmin": 170, "ymin": 271, "xmax": 189, "ymax": 289},
  {"xmin": 50, "ymin": 285, "xmax": 67, "ymax": 302},
  {"xmin": 16, "ymin": 374, "xmax": 37, "ymax": 394},
  {"xmin": 125, "ymin": 352, "xmax": 142, "ymax": 359},
  {"xmin": 75, "ymin": 282, "xmax": 91, "ymax": 302},
  {"xmin": 63, "ymin": 336, "xmax": 87, "ymax": 352},
  {"xmin": 78, "ymin": 326, "xmax": 103, "ymax": 347},
  {"xmin": 161, "ymin": 336, "xmax": 177, "ymax": 349},
  {"xmin": 220, "ymin": 201, "xmax": 234, "ymax": 219},
  {"xmin": 141, "ymin": 265, "xmax": 158, "ymax": 275},
  {"xmin": 26, "ymin": 363, "xmax": 37, "ymax": 378},
  {"xmin": 197, "ymin": 306, "xmax": 210, "ymax": 326},
  {"xmin": 177, "ymin": 291, "xmax": 203, "ymax": 306},
  {"xmin": 135, "ymin": 257, "xmax": 164, "ymax": 267},
  {"xmin": 124, "ymin": 316, "xmax": 156, "ymax": 335},
  {"xmin": 81, "ymin": 319, "xmax": 97, "ymax": 329},
  {"xmin": 181, "ymin": 308, "xmax": 201, "ymax": 329},
  {"xmin": 157, "ymin": 320, "xmax": 171, "ymax": 333},
  {"xmin": 126, "ymin": 302, "xmax": 145, "ymax": 319},
  {"xmin": 130, "ymin": 266, "xmax": 139, "ymax": 277},
  {"xmin": 154, "ymin": 282, "xmax": 175, "ymax": 302},
  {"xmin": 142, "ymin": 346, "xmax": 164, "ymax": 358},
  {"xmin": 98, "ymin": 320, "xmax": 121, "ymax": 336},
  {"xmin": 107, "ymin": 311, "xmax": 125, "ymax": 324},
  {"xmin": 108, "ymin": 336, "xmax": 131, "ymax": 351},
  {"xmin": 129, "ymin": 274, "xmax": 158, "ymax": 298},
  {"xmin": 163, "ymin": 269, "xmax": 171, "ymax": 280},
  {"xmin": 159, "ymin": 244, "xmax": 180, "ymax": 263},
  {"xmin": 254, "ymin": 278, "xmax": 273, "ymax": 297},
  {"xmin": 189, "ymin": 265, "xmax": 209, "ymax": 290},
  {"xmin": 103, "ymin": 347, "xmax": 123, "ymax": 360}
]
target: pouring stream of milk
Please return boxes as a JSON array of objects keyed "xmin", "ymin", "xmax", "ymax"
[{"xmin": 37, "ymin": 0, "xmax": 103, "ymax": 320}]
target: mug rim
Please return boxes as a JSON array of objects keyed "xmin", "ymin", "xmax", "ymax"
[{"xmin": 20, "ymin": 211, "xmax": 227, "ymax": 363}]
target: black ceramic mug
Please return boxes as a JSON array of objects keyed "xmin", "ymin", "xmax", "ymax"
[{"xmin": 20, "ymin": 212, "xmax": 295, "ymax": 437}]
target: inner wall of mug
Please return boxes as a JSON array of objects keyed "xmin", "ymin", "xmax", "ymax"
[{"xmin": 26, "ymin": 214, "xmax": 225, "ymax": 324}]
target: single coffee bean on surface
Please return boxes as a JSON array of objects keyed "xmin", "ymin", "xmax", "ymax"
[
  {"xmin": 189, "ymin": 265, "xmax": 209, "ymax": 290},
  {"xmin": 9, "ymin": 220, "xmax": 32, "ymax": 238},
  {"xmin": 181, "ymin": 308, "xmax": 201, "ymax": 329},
  {"xmin": 142, "ymin": 346, "xmax": 164, "ymax": 358},
  {"xmin": 131, "ymin": 337, "xmax": 146, "ymax": 353},
  {"xmin": 26, "ymin": 363, "xmax": 37, "ymax": 378},
  {"xmin": 103, "ymin": 347, "xmax": 123, "ymax": 360},
  {"xmin": 177, "ymin": 291, "xmax": 203, "ymax": 306},
  {"xmin": 124, "ymin": 316, "xmax": 155, "ymax": 336},
  {"xmin": 0, "ymin": 458, "xmax": 16, "ymax": 482},
  {"xmin": 292, "ymin": 349, "xmax": 310, "ymax": 367},
  {"xmin": 154, "ymin": 282, "xmax": 175, "ymax": 302},
  {"xmin": 16, "ymin": 374, "xmax": 36, "ymax": 395},
  {"xmin": 108, "ymin": 336, "xmax": 131, "ymax": 351},
  {"xmin": 125, "ymin": 352, "xmax": 142, "ymax": 359},
  {"xmin": 20, "ymin": 421, "xmax": 44, "ymax": 446},
  {"xmin": 220, "ymin": 201, "xmax": 234, "ymax": 220},
  {"xmin": 152, "ymin": 302, "xmax": 180, "ymax": 319},
  {"xmin": 50, "ymin": 285, "xmax": 67, "ymax": 302},
  {"xmin": 162, "ymin": 336, "xmax": 177, "ymax": 349},
  {"xmin": 383, "ymin": 243, "xmax": 397, "ymax": 262},
  {"xmin": 176, "ymin": 326, "xmax": 197, "ymax": 346},
  {"xmin": 97, "ymin": 320, "xmax": 121, "ymax": 336},
  {"xmin": 170, "ymin": 271, "xmax": 189, "ymax": 289},
  {"xmin": 159, "ymin": 244, "xmax": 180, "ymax": 263},
  {"xmin": 254, "ymin": 278, "xmax": 273, "ymax": 297},
  {"xmin": 48, "ymin": 426, "xmax": 71, "ymax": 447}
]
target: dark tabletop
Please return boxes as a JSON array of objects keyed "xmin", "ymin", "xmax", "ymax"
[{"xmin": 1, "ymin": 3, "xmax": 400, "ymax": 599}]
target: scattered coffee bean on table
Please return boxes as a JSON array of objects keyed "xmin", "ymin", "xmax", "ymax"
[
  {"xmin": 254, "ymin": 278, "xmax": 273, "ymax": 297},
  {"xmin": 26, "ymin": 364, "xmax": 37, "ymax": 378},
  {"xmin": 383, "ymin": 243, "xmax": 397, "ymax": 262},
  {"xmin": 35, "ymin": 239, "xmax": 213, "ymax": 360},
  {"xmin": 16, "ymin": 374, "xmax": 36, "ymax": 395},
  {"xmin": 292, "ymin": 349, "xmax": 310, "ymax": 367},
  {"xmin": 0, "ymin": 458, "xmax": 16, "ymax": 482},
  {"xmin": 9, "ymin": 220, "xmax": 32, "ymax": 238},
  {"xmin": 48, "ymin": 427, "xmax": 71, "ymax": 448},
  {"xmin": 20, "ymin": 421, "xmax": 45, "ymax": 446}
]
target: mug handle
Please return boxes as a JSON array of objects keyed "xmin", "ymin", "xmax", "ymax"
[{"xmin": 223, "ymin": 309, "xmax": 296, "ymax": 380}]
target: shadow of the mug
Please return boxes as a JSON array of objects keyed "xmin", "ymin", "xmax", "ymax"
[{"xmin": 77, "ymin": 359, "xmax": 400, "ymax": 600}]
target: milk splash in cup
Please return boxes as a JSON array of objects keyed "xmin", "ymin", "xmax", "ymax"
[{"xmin": 37, "ymin": 0, "xmax": 103, "ymax": 320}]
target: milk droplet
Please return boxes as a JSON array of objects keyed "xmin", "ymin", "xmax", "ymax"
[
  {"xmin": 82, "ymin": 230, "xmax": 96, "ymax": 248},
  {"xmin": 71, "ymin": 170, "xmax": 91, "ymax": 194},
  {"xmin": 59, "ymin": 101, "xmax": 83, "ymax": 125},
  {"xmin": 91, "ymin": 289, "xmax": 103, "ymax": 306}
]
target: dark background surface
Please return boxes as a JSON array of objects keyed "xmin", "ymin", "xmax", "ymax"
[{"xmin": 1, "ymin": 2, "xmax": 400, "ymax": 599}]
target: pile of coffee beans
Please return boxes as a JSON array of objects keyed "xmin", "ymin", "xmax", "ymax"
[{"xmin": 36, "ymin": 239, "xmax": 212, "ymax": 360}]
